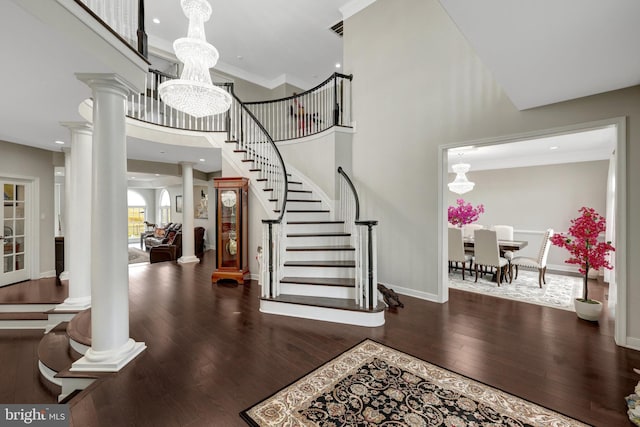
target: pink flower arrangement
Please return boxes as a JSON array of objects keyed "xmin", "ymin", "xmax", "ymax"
[
  {"xmin": 550, "ymin": 207, "xmax": 615, "ymax": 302},
  {"xmin": 448, "ymin": 199, "xmax": 484, "ymax": 227}
]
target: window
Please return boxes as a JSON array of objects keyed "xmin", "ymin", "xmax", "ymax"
[
  {"xmin": 159, "ymin": 189, "xmax": 171, "ymax": 226},
  {"xmin": 127, "ymin": 190, "xmax": 146, "ymax": 239}
]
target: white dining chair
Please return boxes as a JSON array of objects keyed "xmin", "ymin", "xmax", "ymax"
[
  {"xmin": 492, "ymin": 225, "xmax": 516, "ymax": 262},
  {"xmin": 510, "ymin": 229, "xmax": 554, "ymax": 287},
  {"xmin": 448, "ymin": 227, "xmax": 472, "ymax": 280},
  {"xmin": 462, "ymin": 223, "xmax": 483, "ymax": 239},
  {"xmin": 473, "ymin": 229, "xmax": 509, "ymax": 286}
]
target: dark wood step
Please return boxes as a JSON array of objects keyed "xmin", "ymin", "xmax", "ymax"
[
  {"xmin": 280, "ymin": 277, "xmax": 355, "ymax": 287},
  {"xmin": 38, "ymin": 322, "xmax": 79, "ymax": 373},
  {"xmin": 270, "ymin": 199, "xmax": 321, "ymax": 203},
  {"xmin": 233, "ymin": 149, "xmax": 247, "ymax": 153},
  {"xmin": 256, "ymin": 178, "xmax": 267, "ymax": 182},
  {"xmin": 274, "ymin": 209, "xmax": 330, "ymax": 213},
  {"xmin": 225, "ymin": 140, "xmax": 237, "ymax": 144},
  {"xmin": 287, "ymin": 220, "xmax": 345, "ymax": 225},
  {"xmin": 287, "ymin": 232, "xmax": 350, "ymax": 238},
  {"xmin": 261, "ymin": 294, "xmax": 384, "ymax": 313},
  {"xmin": 0, "ymin": 312, "xmax": 48, "ymax": 320},
  {"xmin": 288, "ymin": 180, "xmax": 302, "ymax": 185},
  {"xmin": 249, "ymin": 168, "xmax": 261, "ymax": 172},
  {"xmin": 286, "ymin": 245, "xmax": 355, "ymax": 251},
  {"xmin": 284, "ymin": 260, "xmax": 355, "ymax": 268},
  {"xmin": 67, "ymin": 309, "xmax": 91, "ymax": 347},
  {"xmin": 288, "ymin": 189, "xmax": 312, "ymax": 194},
  {"xmin": 241, "ymin": 159, "xmax": 254, "ymax": 163}
]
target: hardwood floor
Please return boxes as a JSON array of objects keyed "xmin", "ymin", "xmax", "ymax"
[{"xmin": 0, "ymin": 252, "xmax": 638, "ymax": 426}]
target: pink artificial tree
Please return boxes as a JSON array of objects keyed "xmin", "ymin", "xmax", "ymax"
[
  {"xmin": 448, "ymin": 199, "xmax": 484, "ymax": 227},
  {"xmin": 550, "ymin": 207, "xmax": 615, "ymax": 302}
]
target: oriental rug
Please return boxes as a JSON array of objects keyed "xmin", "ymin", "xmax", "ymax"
[
  {"xmin": 240, "ymin": 339, "xmax": 587, "ymax": 427},
  {"xmin": 448, "ymin": 269, "xmax": 582, "ymax": 311},
  {"xmin": 127, "ymin": 247, "xmax": 150, "ymax": 265}
]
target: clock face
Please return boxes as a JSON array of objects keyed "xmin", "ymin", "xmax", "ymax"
[{"xmin": 221, "ymin": 190, "xmax": 236, "ymax": 208}]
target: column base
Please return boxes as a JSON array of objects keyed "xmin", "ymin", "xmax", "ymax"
[
  {"xmin": 55, "ymin": 296, "xmax": 91, "ymax": 311},
  {"xmin": 59, "ymin": 271, "xmax": 69, "ymax": 280},
  {"xmin": 178, "ymin": 255, "xmax": 200, "ymax": 264},
  {"xmin": 70, "ymin": 339, "xmax": 146, "ymax": 372}
]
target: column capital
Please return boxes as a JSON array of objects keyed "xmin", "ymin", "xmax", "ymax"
[
  {"xmin": 179, "ymin": 161, "xmax": 197, "ymax": 167},
  {"xmin": 61, "ymin": 147, "xmax": 71, "ymax": 154},
  {"xmin": 76, "ymin": 73, "xmax": 134, "ymax": 97},
  {"xmin": 60, "ymin": 121, "xmax": 93, "ymax": 135}
]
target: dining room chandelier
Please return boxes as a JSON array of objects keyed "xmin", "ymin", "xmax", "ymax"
[
  {"xmin": 448, "ymin": 154, "xmax": 475, "ymax": 194},
  {"xmin": 158, "ymin": 0, "xmax": 231, "ymax": 118}
]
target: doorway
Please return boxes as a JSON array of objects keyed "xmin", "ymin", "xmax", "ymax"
[
  {"xmin": 438, "ymin": 117, "xmax": 627, "ymax": 346},
  {"xmin": 1, "ymin": 180, "xmax": 31, "ymax": 286}
]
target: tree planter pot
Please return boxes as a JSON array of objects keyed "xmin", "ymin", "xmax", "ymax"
[{"xmin": 574, "ymin": 298, "xmax": 603, "ymax": 321}]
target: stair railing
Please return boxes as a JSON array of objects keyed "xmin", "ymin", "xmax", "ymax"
[
  {"xmin": 244, "ymin": 73, "xmax": 353, "ymax": 141},
  {"xmin": 337, "ymin": 167, "xmax": 379, "ymax": 310},
  {"xmin": 127, "ymin": 69, "xmax": 230, "ymax": 132}
]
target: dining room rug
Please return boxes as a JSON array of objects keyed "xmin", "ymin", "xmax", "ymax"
[
  {"xmin": 240, "ymin": 339, "xmax": 588, "ymax": 427},
  {"xmin": 448, "ymin": 268, "xmax": 582, "ymax": 311},
  {"xmin": 128, "ymin": 247, "xmax": 150, "ymax": 265}
]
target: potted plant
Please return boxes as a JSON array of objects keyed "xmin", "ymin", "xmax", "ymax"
[
  {"xmin": 550, "ymin": 207, "xmax": 615, "ymax": 321},
  {"xmin": 448, "ymin": 198, "xmax": 484, "ymax": 227}
]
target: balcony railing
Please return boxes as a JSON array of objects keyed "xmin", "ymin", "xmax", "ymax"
[{"xmin": 245, "ymin": 73, "xmax": 353, "ymax": 141}]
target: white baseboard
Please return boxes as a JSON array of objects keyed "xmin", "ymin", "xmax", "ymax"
[
  {"xmin": 40, "ymin": 270, "xmax": 56, "ymax": 279},
  {"xmin": 379, "ymin": 281, "xmax": 441, "ymax": 303},
  {"xmin": 624, "ymin": 337, "xmax": 640, "ymax": 351}
]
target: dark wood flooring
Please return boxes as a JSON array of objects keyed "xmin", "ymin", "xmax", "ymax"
[{"xmin": 1, "ymin": 252, "xmax": 638, "ymax": 426}]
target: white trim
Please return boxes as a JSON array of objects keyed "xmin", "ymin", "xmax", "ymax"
[
  {"xmin": 38, "ymin": 361, "xmax": 63, "ymax": 386},
  {"xmin": 626, "ymin": 337, "xmax": 640, "ymax": 352},
  {"xmin": 40, "ymin": 270, "xmax": 57, "ymax": 279},
  {"xmin": 0, "ymin": 319, "xmax": 48, "ymax": 329},
  {"xmin": 438, "ymin": 117, "xmax": 628, "ymax": 347},
  {"xmin": 275, "ymin": 126, "xmax": 355, "ymax": 147},
  {"xmin": 340, "ymin": 0, "xmax": 378, "ymax": 20},
  {"xmin": 381, "ymin": 282, "xmax": 441, "ymax": 303},
  {"xmin": 71, "ymin": 339, "xmax": 146, "ymax": 372},
  {"xmin": 260, "ymin": 299, "xmax": 384, "ymax": 327},
  {"xmin": 70, "ymin": 338, "xmax": 90, "ymax": 356},
  {"xmin": 178, "ymin": 255, "xmax": 200, "ymax": 264}
]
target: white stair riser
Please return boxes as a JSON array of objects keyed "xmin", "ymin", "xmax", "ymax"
[
  {"xmin": 286, "ymin": 235, "xmax": 350, "ymax": 246},
  {"xmin": 286, "ymin": 222, "xmax": 344, "ymax": 233},
  {"xmin": 0, "ymin": 319, "xmax": 48, "ymax": 329},
  {"xmin": 0, "ymin": 303, "xmax": 57, "ymax": 313},
  {"xmin": 260, "ymin": 300, "xmax": 385, "ymax": 327},
  {"xmin": 45, "ymin": 312, "xmax": 79, "ymax": 333},
  {"xmin": 285, "ymin": 200, "xmax": 323, "ymax": 210},
  {"xmin": 280, "ymin": 283, "xmax": 355, "ymax": 299},
  {"xmin": 283, "ymin": 266, "xmax": 354, "ymax": 278},
  {"xmin": 287, "ymin": 191, "xmax": 315, "ymax": 200},
  {"xmin": 286, "ymin": 250, "xmax": 355, "ymax": 262},
  {"xmin": 285, "ymin": 211, "xmax": 330, "ymax": 221},
  {"xmin": 59, "ymin": 378, "xmax": 96, "ymax": 403}
]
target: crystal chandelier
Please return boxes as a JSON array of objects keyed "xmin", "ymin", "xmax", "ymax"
[
  {"xmin": 448, "ymin": 154, "xmax": 475, "ymax": 194},
  {"xmin": 158, "ymin": 0, "xmax": 231, "ymax": 118}
]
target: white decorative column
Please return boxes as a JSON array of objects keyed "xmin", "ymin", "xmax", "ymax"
[
  {"xmin": 56, "ymin": 123, "xmax": 93, "ymax": 310},
  {"xmin": 179, "ymin": 162, "xmax": 199, "ymax": 263},
  {"xmin": 71, "ymin": 74, "xmax": 145, "ymax": 372},
  {"xmin": 59, "ymin": 148, "xmax": 71, "ymax": 281}
]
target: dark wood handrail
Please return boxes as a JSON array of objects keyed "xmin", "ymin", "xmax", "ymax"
[
  {"xmin": 244, "ymin": 72, "xmax": 353, "ymax": 106},
  {"xmin": 337, "ymin": 166, "xmax": 360, "ymax": 220}
]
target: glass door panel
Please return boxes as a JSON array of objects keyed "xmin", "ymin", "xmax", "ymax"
[{"xmin": 1, "ymin": 182, "xmax": 29, "ymax": 286}]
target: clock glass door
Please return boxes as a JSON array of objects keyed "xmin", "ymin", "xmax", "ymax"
[{"xmin": 220, "ymin": 189, "xmax": 238, "ymax": 268}]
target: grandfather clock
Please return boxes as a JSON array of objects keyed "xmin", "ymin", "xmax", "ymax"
[{"xmin": 212, "ymin": 177, "xmax": 249, "ymax": 284}]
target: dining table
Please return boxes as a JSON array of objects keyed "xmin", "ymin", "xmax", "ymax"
[{"xmin": 463, "ymin": 238, "xmax": 528, "ymax": 253}]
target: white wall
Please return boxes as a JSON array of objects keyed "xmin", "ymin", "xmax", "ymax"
[
  {"xmin": 446, "ymin": 160, "xmax": 609, "ymax": 269},
  {"xmin": 344, "ymin": 0, "xmax": 640, "ymax": 340},
  {"xmin": 0, "ymin": 140, "xmax": 55, "ymax": 276}
]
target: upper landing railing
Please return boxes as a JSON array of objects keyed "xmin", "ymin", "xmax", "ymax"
[{"xmin": 245, "ymin": 73, "xmax": 353, "ymax": 141}]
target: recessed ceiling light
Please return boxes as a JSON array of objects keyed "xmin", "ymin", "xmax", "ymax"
[
  {"xmin": 199, "ymin": 158, "xmax": 205, "ymax": 162},
  {"xmin": 55, "ymin": 171, "xmax": 63, "ymax": 175},
  {"xmin": 335, "ymin": 63, "xmax": 341, "ymax": 68},
  {"xmin": 550, "ymin": 146, "xmax": 559, "ymax": 150},
  {"xmin": 54, "ymin": 140, "xmax": 65, "ymax": 145},
  {"xmin": 155, "ymin": 174, "xmax": 160, "ymax": 176},
  {"xmin": 153, "ymin": 18, "xmax": 160, "ymax": 24},
  {"xmin": 131, "ymin": 177, "xmax": 136, "ymax": 179},
  {"xmin": 236, "ymin": 55, "xmax": 243, "ymax": 60}
]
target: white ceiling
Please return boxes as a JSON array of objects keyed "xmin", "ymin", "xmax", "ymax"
[
  {"xmin": 1, "ymin": 0, "xmax": 637, "ymax": 180},
  {"xmin": 439, "ymin": 0, "xmax": 640, "ymax": 110}
]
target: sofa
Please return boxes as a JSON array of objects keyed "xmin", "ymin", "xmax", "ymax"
[
  {"xmin": 144, "ymin": 223, "xmax": 182, "ymax": 250},
  {"xmin": 149, "ymin": 226, "xmax": 205, "ymax": 264}
]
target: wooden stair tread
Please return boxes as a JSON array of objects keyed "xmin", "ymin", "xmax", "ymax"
[
  {"xmin": 288, "ymin": 180, "xmax": 302, "ymax": 185},
  {"xmin": 274, "ymin": 209, "xmax": 330, "ymax": 213},
  {"xmin": 286, "ymin": 245, "xmax": 355, "ymax": 251},
  {"xmin": 287, "ymin": 221, "xmax": 345, "ymax": 225},
  {"xmin": 38, "ymin": 322, "xmax": 79, "ymax": 373},
  {"xmin": 0, "ymin": 312, "xmax": 48, "ymax": 320},
  {"xmin": 288, "ymin": 189, "xmax": 312, "ymax": 193},
  {"xmin": 280, "ymin": 277, "xmax": 355, "ymax": 287},
  {"xmin": 285, "ymin": 199, "xmax": 321, "ymax": 203},
  {"xmin": 284, "ymin": 260, "xmax": 355, "ymax": 267},
  {"xmin": 262, "ymin": 294, "xmax": 385, "ymax": 313},
  {"xmin": 67, "ymin": 309, "xmax": 91, "ymax": 346},
  {"xmin": 55, "ymin": 368, "xmax": 112, "ymax": 380},
  {"xmin": 287, "ymin": 232, "xmax": 350, "ymax": 237}
]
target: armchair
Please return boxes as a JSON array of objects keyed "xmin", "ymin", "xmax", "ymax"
[{"xmin": 149, "ymin": 227, "xmax": 205, "ymax": 264}]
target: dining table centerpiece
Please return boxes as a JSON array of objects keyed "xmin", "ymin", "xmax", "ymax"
[
  {"xmin": 448, "ymin": 198, "xmax": 484, "ymax": 227},
  {"xmin": 550, "ymin": 207, "xmax": 615, "ymax": 321}
]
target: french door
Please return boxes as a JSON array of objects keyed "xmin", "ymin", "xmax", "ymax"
[{"xmin": 1, "ymin": 181, "xmax": 30, "ymax": 286}]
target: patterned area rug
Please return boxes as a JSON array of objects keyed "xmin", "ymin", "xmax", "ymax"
[
  {"xmin": 240, "ymin": 340, "xmax": 587, "ymax": 426},
  {"xmin": 448, "ymin": 268, "xmax": 582, "ymax": 311},
  {"xmin": 128, "ymin": 247, "xmax": 150, "ymax": 265}
]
